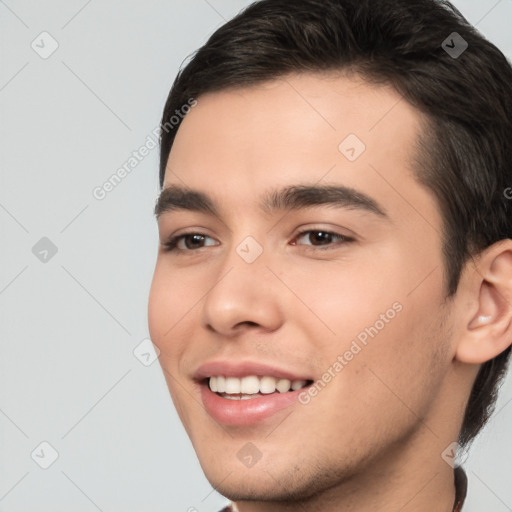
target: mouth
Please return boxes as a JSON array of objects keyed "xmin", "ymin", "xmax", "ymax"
[
  {"xmin": 194, "ymin": 361, "xmax": 315, "ymax": 426},
  {"xmin": 197, "ymin": 370, "xmax": 314, "ymax": 426},
  {"xmin": 207, "ymin": 375, "xmax": 312, "ymax": 400}
]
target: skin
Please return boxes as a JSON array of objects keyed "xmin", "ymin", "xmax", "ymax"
[{"xmin": 148, "ymin": 72, "xmax": 512, "ymax": 511}]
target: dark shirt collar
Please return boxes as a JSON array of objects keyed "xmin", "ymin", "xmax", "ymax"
[
  {"xmin": 220, "ymin": 467, "xmax": 468, "ymax": 512},
  {"xmin": 454, "ymin": 466, "xmax": 468, "ymax": 511}
]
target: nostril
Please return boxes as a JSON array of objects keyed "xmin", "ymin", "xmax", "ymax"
[{"xmin": 232, "ymin": 321, "xmax": 260, "ymax": 330}]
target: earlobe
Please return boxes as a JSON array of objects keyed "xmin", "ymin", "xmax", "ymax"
[{"xmin": 455, "ymin": 241, "xmax": 512, "ymax": 364}]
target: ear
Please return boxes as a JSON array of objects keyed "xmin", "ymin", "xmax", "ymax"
[{"xmin": 455, "ymin": 240, "xmax": 512, "ymax": 364}]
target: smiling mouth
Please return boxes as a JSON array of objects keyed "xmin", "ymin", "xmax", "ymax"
[{"xmin": 207, "ymin": 375, "xmax": 313, "ymax": 400}]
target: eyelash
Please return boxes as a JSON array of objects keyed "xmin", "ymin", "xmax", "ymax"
[{"xmin": 161, "ymin": 229, "xmax": 354, "ymax": 253}]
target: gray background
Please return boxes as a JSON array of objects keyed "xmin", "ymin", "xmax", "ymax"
[{"xmin": 1, "ymin": 1, "xmax": 511, "ymax": 511}]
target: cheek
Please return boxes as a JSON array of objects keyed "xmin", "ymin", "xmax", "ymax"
[
  {"xmin": 285, "ymin": 253, "xmax": 404, "ymax": 346},
  {"xmin": 290, "ymin": 252, "xmax": 448, "ymax": 389},
  {"xmin": 308, "ymin": 299, "xmax": 449, "ymax": 456},
  {"xmin": 148, "ymin": 262, "xmax": 193, "ymax": 361},
  {"xmin": 148, "ymin": 263, "xmax": 169, "ymax": 341},
  {"xmin": 343, "ymin": 277, "xmax": 449, "ymax": 420},
  {"xmin": 148, "ymin": 263, "xmax": 202, "ymax": 428}
]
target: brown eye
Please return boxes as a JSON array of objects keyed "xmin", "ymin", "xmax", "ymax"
[
  {"xmin": 162, "ymin": 233, "xmax": 219, "ymax": 252},
  {"xmin": 180, "ymin": 234, "xmax": 208, "ymax": 250},
  {"xmin": 307, "ymin": 231, "xmax": 334, "ymax": 245},
  {"xmin": 293, "ymin": 230, "xmax": 352, "ymax": 248}
]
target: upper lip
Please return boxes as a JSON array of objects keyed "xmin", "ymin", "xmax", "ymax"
[{"xmin": 194, "ymin": 360, "xmax": 313, "ymax": 382}]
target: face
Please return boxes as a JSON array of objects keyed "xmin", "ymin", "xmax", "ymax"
[{"xmin": 148, "ymin": 72, "xmax": 457, "ymax": 502}]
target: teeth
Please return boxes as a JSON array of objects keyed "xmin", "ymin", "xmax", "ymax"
[
  {"xmin": 291, "ymin": 380, "xmax": 307, "ymax": 391},
  {"xmin": 276, "ymin": 378, "xmax": 292, "ymax": 393},
  {"xmin": 240, "ymin": 376, "xmax": 260, "ymax": 394},
  {"xmin": 208, "ymin": 376, "xmax": 308, "ymax": 395},
  {"xmin": 216, "ymin": 376, "xmax": 226, "ymax": 393},
  {"xmin": 225, "ymin": 377, "xmax": 240, "ymax": 394},
  {"xmin": 260, "ymin": 376, "xmax": 277, "ymax": 394},
  {"xmin": 223, "ymin": 394, "xmax": 255, "ymax": 400}
]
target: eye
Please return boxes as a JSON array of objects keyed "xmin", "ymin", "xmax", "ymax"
[
  {"xmin": 161, "ymin": 228, "xmax": 354, "ymax": 253},
  {"xmin": 291, "ymin": 229, "xmax": 354, "ymax": 249},
  {"xmin": 161, "ymin": 232, "xmax": 218, "ymax": 252}
]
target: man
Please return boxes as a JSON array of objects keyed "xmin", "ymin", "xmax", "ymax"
[{"xmin": 148, "ymin": 0, "xmax": 512, "ymax": 510}]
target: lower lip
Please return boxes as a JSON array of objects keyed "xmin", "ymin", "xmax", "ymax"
[{"xmin": 200, "ymin": 382, "xmax": 307, "ymax": 426}]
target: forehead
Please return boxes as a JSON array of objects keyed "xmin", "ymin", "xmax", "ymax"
[{"xmin": 163, "ymin": 72, "xmax": 439, "ymax": 230}]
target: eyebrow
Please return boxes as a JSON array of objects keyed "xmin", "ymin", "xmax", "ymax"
[{"xmin": 154, "ymin": 184, "xmax": 387, "ymax": 219}]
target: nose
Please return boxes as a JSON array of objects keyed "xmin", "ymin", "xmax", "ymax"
[{"xmin": 201, "ymin": 242, "xmax": 284, "ymax": 338}]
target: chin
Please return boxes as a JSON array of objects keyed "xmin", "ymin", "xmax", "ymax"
[
  {"xmin": 210, "ymin": 478, "xmax": 313, "ymax": 504},
  {"xmin": 197, "ymin": 451, "xmax": 350, "ymax": 505}
]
